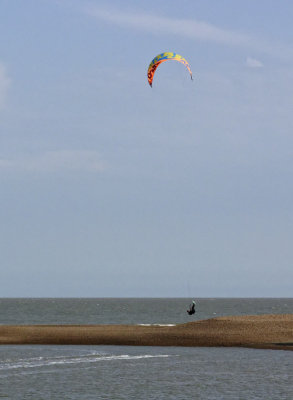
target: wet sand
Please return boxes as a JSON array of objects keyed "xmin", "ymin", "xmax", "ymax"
[{"xmin": 0, "ymin": 314, "xmax": 292, "ymax": 350}]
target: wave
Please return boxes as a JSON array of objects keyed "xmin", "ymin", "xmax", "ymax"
[
  {"xmin": 0, "ymin": 352, "xmax": 170, "ymax": 371},
  {"xmin": 137, "ymin": 324, "xmax": 176, "ymax": 326}
]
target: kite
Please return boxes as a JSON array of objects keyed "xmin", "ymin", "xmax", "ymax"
[{"xmin": 147, "ymin": 52, "xmax": 193, "ymax": 87}]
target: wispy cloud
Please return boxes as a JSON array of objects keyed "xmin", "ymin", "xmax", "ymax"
[
  {"xmin": 86, "ymin": 6, "xmax": 250, "ymax": 47},
  {"xmin": 246, "ymin": 57, "xmax": 263, "ymax": 68},
  {"xmin": 0, "ymin": 63, "xmax": 11, "ymax": 108},
  {"xmin": 0, "ymin": 150, "xmax": 105, "ymax": 173},
  {"xmin": 84, "ymin": 6, "xmax": 293, "ymax": 59}
]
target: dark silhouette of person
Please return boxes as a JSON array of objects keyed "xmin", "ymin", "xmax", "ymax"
[{"xmin": 187, "ymin": 301, "xmax": 196, "ymax": 315}]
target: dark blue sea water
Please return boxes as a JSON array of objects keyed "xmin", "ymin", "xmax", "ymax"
[{"xmin": 0, "ymin": 298, "xmax": 292, "ymax": 399}]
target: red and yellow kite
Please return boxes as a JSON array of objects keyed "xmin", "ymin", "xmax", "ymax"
[{"xmin": 147, "ymin": 52, "xmax": 193, "ymax": 87}]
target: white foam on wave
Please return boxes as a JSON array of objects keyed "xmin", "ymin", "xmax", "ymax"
[
  {"xmin": 0, "ymin": 353, "xmax": 170, "ymax": 371},
  {"xmin": 137, "ymin": 324, "xmax": 176, "ymax": 327}
]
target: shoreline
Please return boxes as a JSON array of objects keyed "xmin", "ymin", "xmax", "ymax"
[{"xmin": 1, "ymin": 314, "xmax": 292, "ymax": 351}]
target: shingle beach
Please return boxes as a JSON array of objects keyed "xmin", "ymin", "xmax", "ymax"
[{"xmin": 1, "ymin": 314, "xmax": 292, "ymax": 350}]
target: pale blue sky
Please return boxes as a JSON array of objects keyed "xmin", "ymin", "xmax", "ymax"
[{"xmin": 1, "ymin": 0, "xmax": 293, "ymax": 297}]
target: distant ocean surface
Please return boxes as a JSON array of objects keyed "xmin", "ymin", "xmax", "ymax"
[{"xmin": 0, "ymin": 298, "xmax": 292, "ymax": 399}]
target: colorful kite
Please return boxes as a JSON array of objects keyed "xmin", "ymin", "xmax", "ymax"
[{"xmin": 147, "ymin": 52, "xmax": 193, "ymax": 87}]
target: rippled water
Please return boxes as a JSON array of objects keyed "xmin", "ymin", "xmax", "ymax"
[
  {"xmin": 0, "ymin": 297, "xmax": 292, "ymax": 325},
  {"xmin": 0, "ymin": 298, "xmax": 292, "ymax": 399},
  {"xmin": 0, "ymin": 345, "xmax": 292, "ymax": 399}
]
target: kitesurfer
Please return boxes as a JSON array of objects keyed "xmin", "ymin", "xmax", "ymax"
[{"xmin": 187, "ymin": 301, "xmax": 196, "ymax": 315}]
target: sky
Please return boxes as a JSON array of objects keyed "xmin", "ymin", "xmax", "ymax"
[{"xmin": 1, "ymin": 0, "xmax": 293, "ymax": 297}]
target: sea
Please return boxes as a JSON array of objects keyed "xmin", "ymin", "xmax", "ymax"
[{"xmin": 0, "ymin": 298, "xmax": 292, "ymax": 400}]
